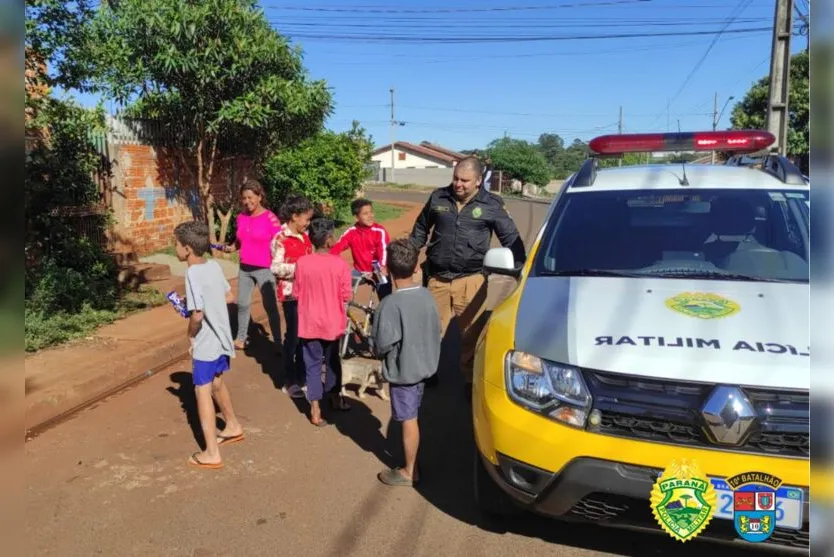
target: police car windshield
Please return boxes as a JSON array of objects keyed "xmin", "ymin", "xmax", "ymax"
[{"xmin": 534, "ymin": 189, "xmax": 809, "ymax": 283}]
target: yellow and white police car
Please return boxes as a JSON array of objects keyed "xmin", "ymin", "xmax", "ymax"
[{"xmin": 473, "ymin": 130, "xmax": 810, "ymax": 551}]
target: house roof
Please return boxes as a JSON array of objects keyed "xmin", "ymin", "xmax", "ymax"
[
  {"xmin": 372, "ymin": 141, "xmax": 466, "ymax": 164},
  {"xmin": 419, "ymin": 142, "xmax": 467, "ymax": 160}
]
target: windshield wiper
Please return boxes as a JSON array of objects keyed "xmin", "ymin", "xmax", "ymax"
[
  {"xmin": 631, "ymin": 268, "xmax": 804, "ymax": 283},
  {"xmin": 538, "ymin": 269, "xmax": 643, "ymax": 278}
]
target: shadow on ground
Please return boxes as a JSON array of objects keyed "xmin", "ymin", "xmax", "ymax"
[
  {"xmin": 166, "ymin": 371, "xmax": 226, "ymax": 450},
  {"xmin": 409, "ymin": 323, "xmax": 760, "ymax": 557}
]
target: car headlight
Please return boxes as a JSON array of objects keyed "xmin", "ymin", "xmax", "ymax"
[{"xmin": 505, "ymin": 351, "xmax": 592, "ymax": 428}]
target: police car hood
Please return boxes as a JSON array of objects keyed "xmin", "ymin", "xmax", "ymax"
[{"xmin": 513, "ymin": 277, "xmax": 810, "ymax": 390}]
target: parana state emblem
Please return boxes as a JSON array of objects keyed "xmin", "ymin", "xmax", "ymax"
[{"xmin": 650, "ymin": 459, "xmax": 717, "ymax": 542}]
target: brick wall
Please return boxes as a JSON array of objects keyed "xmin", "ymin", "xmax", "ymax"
[{"xmin": 109, "ymin": 143, "xmax": 253, "ymax": 255}]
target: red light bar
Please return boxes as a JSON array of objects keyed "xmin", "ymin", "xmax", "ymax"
[{"xmin": 589, "ymin": 130, "xmax": 775, "ymax": 156}]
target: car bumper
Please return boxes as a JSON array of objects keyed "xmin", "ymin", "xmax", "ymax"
[
  {"xmin": 480, "ymin": 452, "xmax": 810, "ymax": 552},
  {"xmin": 473, "ymin": 381, "xmax": 811, "ymax": 552}
]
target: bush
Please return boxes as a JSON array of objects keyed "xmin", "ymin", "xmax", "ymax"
[
  {"xmin": 25, "ymin": 97, "xmax": 123, "ymax": 350},
  {"xmin": 486, "ymin": 137, "xmax": 551, "ymax": 186},
  {"xmin": 262, "ymin": 130, "xmax": 368, "ymax": 216}
]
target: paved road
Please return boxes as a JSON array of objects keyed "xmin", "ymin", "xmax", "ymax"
[{"xmin": 26, "ymin": 190, "xmax": 764, "ymax": 556}]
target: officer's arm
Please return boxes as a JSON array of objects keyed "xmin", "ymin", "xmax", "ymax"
[
  {"xmin": 409, "ymin": 196, "xmax": 433, "ymax": 250},
  {"xmin": 492, "ymin": 202, "xmax": 527, "ymax": 264}
]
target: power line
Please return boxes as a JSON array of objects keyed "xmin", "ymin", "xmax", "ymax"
[
  {"xmin": 271, "ymin": 18, "xmax": 770, "ymax": 30},
  {"xmin": 267, "ymin": 1, "xmax": 653, "ymax": 14},
  {"xmin": 278, "ymin": 25, "xmax": 772, "ymax": 44},
  {"xmin": 645, "ymin": 0, "xmax": 756, "ymax": 130}
]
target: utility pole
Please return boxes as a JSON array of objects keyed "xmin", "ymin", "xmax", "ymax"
[
  {"xmin": 389, "ymin": 87, "xmax": 395, "ymax": 182},
  {"xmin": 618, "ymin": 105, "xmax": 623, "ymax": 166},
  {"xmin": 711, "ymin": 92, "xmax": 718, "ymax": 163},
  {"xmin": 766, "ymin": 0, "xmax": 794, "ymax": 155},
  {"xmin": 711, "ymin": 93, "xmax": 736, "ymax": 163}
]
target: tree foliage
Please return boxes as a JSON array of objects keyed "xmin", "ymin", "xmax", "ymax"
[
  {"xmin": 86, "ymin": 0, "xmax": 333, "ymax": 242},
  {"xmin": 25, "ymin": 0, "xmax": 96, "ymax": 90},
  {"xmin": 730, "ymin": 49, "xmax": 809, "ymax": 156},
  {"xmin": 486, "ymin": 137, "xmax": 552, "ymax": 186},
  {"xmin": 25, "ymin": 98, "xmax": 118, "ymax": 317},
  {"xmin": 262, "ymin": 129, "xmax": 372, "ymax": 216},
  {"xmin": 535, "ymin": 134, "xmax": 591, "ymax": 179}
]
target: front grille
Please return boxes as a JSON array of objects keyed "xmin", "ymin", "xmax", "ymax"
[
  {"xmin": 586, "ymin": 371, "xmax": 809, "ymax": 458},
  {"xmin": 569, "ymin": 494, "xmax": 631, "ymax": 521},
  {"xmin": 568, "ymin": 493, "xmax": 810, "ymax": 549}
]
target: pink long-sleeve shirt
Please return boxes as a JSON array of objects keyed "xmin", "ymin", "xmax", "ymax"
[
  {"xmin": 294, "ymin": 252, "xmax": 353, "ymax": 341},
  {"xmin": 236, "ymin": 210, "xmax": 282, "ymax": 268}
]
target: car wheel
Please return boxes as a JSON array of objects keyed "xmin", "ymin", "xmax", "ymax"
[{"xmin": 473, "ymin": 448, "xmax": 522, "ymax": 518}]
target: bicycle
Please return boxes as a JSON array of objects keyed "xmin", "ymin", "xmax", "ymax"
[{"xmin": 341, "ymin": 269, "xmax": 385, "ymax": 359}]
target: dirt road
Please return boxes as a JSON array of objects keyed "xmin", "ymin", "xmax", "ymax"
[
  {"xmin": 25, "ymin": 332, "xmax": 762, "ymax": 557},
  {"xmin": 26, "ymin": 190, "xmax": 762, "ymax": 556}
]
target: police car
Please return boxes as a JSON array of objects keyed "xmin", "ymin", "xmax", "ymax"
[{"xmin": 472, "ymin": 130, "xmax": 810, "ymax": 551}]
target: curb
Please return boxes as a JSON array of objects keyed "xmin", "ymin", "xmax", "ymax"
[{"xmin": 25, "ymin": 299, "xmax": 271, "ymax": 440}]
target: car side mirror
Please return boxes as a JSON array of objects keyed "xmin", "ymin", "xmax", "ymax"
[{"xmin": 484, "ymin": 247, "xmax": 522, "ymax": 277}]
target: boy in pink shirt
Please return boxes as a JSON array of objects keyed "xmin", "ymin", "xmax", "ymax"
[{"xmin": 294, "ymin": 218, "xmax": 353, "ymax": 427}]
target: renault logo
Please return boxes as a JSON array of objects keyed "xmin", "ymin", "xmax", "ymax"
[{"xmin": 701, "ymin": 386, "xmax": 757, "ymax": 445}]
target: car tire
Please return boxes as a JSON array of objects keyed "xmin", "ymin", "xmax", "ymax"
[{"xmin": 473, "ymin": 448, "xmax": 522, "ymax": 518}]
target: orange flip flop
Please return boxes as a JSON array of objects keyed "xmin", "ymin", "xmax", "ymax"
[
  {"xmin": 217, "ymin": 433, "xmax": 245, "ymax": 446},
  {"xmin": 187, "ymin": 452, "xmax": 223, "ymax": 470}
]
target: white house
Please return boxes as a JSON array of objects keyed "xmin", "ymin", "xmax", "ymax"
[{"xmin": 372, "ymin": 141, "xmax": 467, "ymax": 169}]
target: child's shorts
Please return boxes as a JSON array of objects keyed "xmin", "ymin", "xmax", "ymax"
[
  {"xmin": 390, "ymin": 381, "xmax": 425, "ymax": 422},
  {"xmin": 192, "ymin": 355, "xmax": 230, "ymax": 387}
]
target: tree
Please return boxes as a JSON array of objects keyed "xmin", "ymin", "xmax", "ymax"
[
  {"xmin": 730, "ymin": 49, "xmax": 809, "ymax": 157},
  {"xmin": 346, "ymin": 119, "xmax": 374, "ymax": 180},
  {"xmin": 537, "ymin": 133, "xmax": 565, "ymax": 167},
  {"xmin": 551, "ymin": 139, "xmax": 589, "ymax": 179},
  {"xmin": 25, "ymin": 0, "xmax": 97, "ymax": 91},
  {"xmin": 262, "ymin": 130, "xmax": 370, "ymax": 217},
  {"xmin": 86, "ymin": 0, "xmax": 332, "ymax": 243},
  {"xmin": 486, "ymin": 137, "xmax": 551, "ymax": 186}
]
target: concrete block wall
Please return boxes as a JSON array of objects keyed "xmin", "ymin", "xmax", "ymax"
[{"xmin": 381, "ymin": 167, "xmax": 453, "ymax": 188}]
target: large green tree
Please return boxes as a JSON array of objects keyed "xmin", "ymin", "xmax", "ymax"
[
  {"xmin": 486, "ymin": 137, "xmax": 551, "ymax": 186},
  {"xmin": 263, "ymin": 127, "xmax": 372, "ymax": 216},
  {"xmin": 537, "ymin": 133, "xmax": 565, "ymax": 167},
  {"xmin": 86, "ymin": 0, "xmax": 332, "ymax": 243},
  {"xmin": 730, "ymin": 49, "xmax": 809, "ymax": 156}
]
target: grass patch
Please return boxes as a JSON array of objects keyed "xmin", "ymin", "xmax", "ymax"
[
  {"xmin": 25, "ymin": 285, "xmax": 168, "ymax": 352},
  {"xmin": 334, "ymin": 201, "xmax": 406, "ymax": 236}
]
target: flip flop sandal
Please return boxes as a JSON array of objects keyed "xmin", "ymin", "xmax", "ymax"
[
  {"xmin": 187, "ymin": 452, "xmax": 223, "ymax": 470},
  {"xmin": 311, "ymin": 418, "xmax": 332, "ymax": 427},
  {"xmin": 377, "ymin": 467, "xmax": 416, "ymax": 487},
  {"xmin": 217, "ymin": 433, "xmax": 245, "ymax": 446}
]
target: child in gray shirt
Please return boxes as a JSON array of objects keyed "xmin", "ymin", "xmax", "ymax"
[
  {"xmin": 174, "ymin": 221, "xmax": 244, "ymax": 470},
  {"xmin": 372, "ymin": 239, "xmax": 441, "ymax": 487}
]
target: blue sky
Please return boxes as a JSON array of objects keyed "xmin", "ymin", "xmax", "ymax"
[{"xmin": 71, "ymin": 0, "xmax": 808, "ymax": 152}]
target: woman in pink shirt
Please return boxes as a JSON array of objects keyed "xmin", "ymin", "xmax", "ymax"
[{"xmin": 219, "ymin": 180, "xmax": 283, "ymax": 351}]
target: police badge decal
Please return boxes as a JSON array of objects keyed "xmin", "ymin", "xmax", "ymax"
[{"xmin": 727, "ymin": 472, "xmax": 781, "ymax": 543}]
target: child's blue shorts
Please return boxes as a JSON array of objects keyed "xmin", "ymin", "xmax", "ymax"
[{"xmin": 192, "ymin": 355, "xmax": 230, "ymax": 387}]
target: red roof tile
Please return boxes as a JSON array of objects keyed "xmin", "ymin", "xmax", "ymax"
[{"xmin": 372, "ymin": 141, "xmax": 465, "ymax": 164}]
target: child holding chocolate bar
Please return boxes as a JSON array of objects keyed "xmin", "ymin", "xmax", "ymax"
[{"xmin": 174, "ymin": 220, "xmax": 244, "ymax": 470}]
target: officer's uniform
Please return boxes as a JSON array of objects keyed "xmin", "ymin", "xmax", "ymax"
[{"xmin": 410, "ymin": 184, "xmax": 526, "ymax": 384}]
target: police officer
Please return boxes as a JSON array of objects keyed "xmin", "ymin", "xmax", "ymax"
[{"xmin": 410, "ymin": 156, "xmax": 525, "ymax": 398}]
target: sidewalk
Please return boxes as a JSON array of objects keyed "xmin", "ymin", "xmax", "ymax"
[{"xmin": 25, "ymin": 201, "xmax": 423, "ymax": 433}]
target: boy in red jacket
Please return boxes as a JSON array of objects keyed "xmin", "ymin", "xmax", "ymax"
[{"xmin": 330, "ymin": 199, "xmax": 392, "ymax": 298}]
